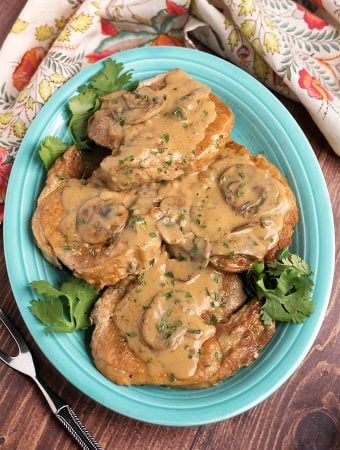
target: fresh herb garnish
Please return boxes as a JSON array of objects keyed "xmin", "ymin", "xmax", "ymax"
[
  {"xmin": 38, "ymin": 136, "xmax": 69, "ymax": 169},
  {"xmin": 244, "ymin": 248, "xmax": 315, "ymax": 325},
  {"xmin": 68, "ymin": 59, "xmax": 133, "ymax": 150},
  {"xmin": 30, "ymin": 278, "xmax": 99, "ymax": 333}
]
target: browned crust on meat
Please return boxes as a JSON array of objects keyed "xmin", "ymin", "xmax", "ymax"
[
  {"xmin": 90, "ymin": 287, "xmax": 275, "ymax": 388},
  {"xmin": 89, "ymin": 73, "xmax": 235, "ymax": 190},
  {"xmin": 191, "ymin": 93, "xmax": 234, "ymax": 166},
  {"xmin": 32, "ymin": 147, "xmax": 161, "ymax": 288},
  {"xmin": 209, "ymin": 143, "xmax": 298, "ymax": 272},
  {"xmin": 32, "ymin": 146, "xmax": 84, "ymax": 267}
]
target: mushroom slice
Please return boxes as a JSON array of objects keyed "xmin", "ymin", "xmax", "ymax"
[
  {"xmin": 141, "ymin": 290, "xmax": 214, "ymax": 352},
  {"xmin": 102, "ymin": 89, "xmax": 164, "ymax": 125},
  {"xmin": 210, "ymin": 254, "xmax": 258, "ymax": 272},
  {"xmin": 219, "ymin": 164, "xmax": 284, "ymax": 217},
  {"xmin": 156, "ymin": 196, "xmax": 191, "ymax": 245},
  {"xmin": 166, "ymin": 235, "xmax": 211, "ymax": 281},
  {"xmin": 76, "ymin": 199, "xmax": 129, "ymax": 245},
  {"xmin": 206, "ymin": 274, "xmax": 247, "ymax": 323}
]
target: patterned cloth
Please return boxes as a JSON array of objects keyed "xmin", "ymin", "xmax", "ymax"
[{"xmin": 0, "ymin": 0, "xmax": 339, "ymax": 221}]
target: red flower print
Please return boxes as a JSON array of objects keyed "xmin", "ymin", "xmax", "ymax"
[
  {"xmin": 166, "ymin": 0, "xmax": 188, "ymax": 16},
  {"xmin": 296, "ymin": 4, "xmax": 327, "ymax": 29},
  {"xmin": 101, "ymin": 18, "xmax": 118, "ymax": 36},
  {"xmin": 311, "ymin": 0, "xmax": 324, "ymax": 9},
  {"xmin": 86, "ymin": 50, "xmax": 117, "ymax": 63},
  {"xmin": 152, "ymin": 34, "xmax": 184, "ymax": 46},
  {"xmin": 0, "ymin": 201, "xmax": 4, "ymax": 223},
  {"xmin": 12, "ymin": 47, "xmax": 46, "ymax": 91},
  {"xmin": 0, "ymin": 147, "xmax": 13, "ymax": 201},
  {"xmin": 298, "ymin": 69, "xmax": 333, "ymax": 101}
]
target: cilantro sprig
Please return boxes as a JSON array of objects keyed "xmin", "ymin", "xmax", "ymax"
[
  {"xmin": 29, "ymin": 278, "xmax": 99, "ymax": 333},
  {"xmin": 244, "ymin": 248, "xmax": 315, "ymax": 325},
  {"xmin": 68, "ymin": 59, "xmax": 133, "ymax": 150},
  {"xmin": 39, "ymin": 136, "xmax": 69, "ymax": 169},
  {"xmin": 37, "ymin": 59, "xmax": 134, "ymax": 168}
]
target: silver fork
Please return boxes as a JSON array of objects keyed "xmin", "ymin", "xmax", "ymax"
[{"xmin": 0, "ymin": 308, "xmax": 102, "ymax": 450}]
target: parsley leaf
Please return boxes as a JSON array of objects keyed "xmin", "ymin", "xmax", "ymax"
[
  {"xmin": 88, "ymin": 59, "xmax": 133, "ymax": 97},
  {"xmin": 244, "ymin": 249, "xmax": 315, "ymax": 325},
  {"xmin": 29, "ymin": 278, "xmax": 99, "ymax": 333},
  {"xmin": 68, "ymin": 59, "xmax": 133, "ymax": 150},
  {"xmin": 38, "ymin": 136, "xmax": 69, "ymax": 169}
]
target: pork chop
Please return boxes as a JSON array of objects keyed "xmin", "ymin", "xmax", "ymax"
[
  {"xmin": 154, "ymin": 142, "xmax": 298, "ymax": 272},
  {"xmin": 91, "ymin": 253, "xmax": 275, "ymax": 387},
  {"xmin": 32, "ymin": 146, "xmax": 162, "ymax": 288},
  {"xmin": 88, "ymin": 69, "xmax": 234, "ymax": 190}
]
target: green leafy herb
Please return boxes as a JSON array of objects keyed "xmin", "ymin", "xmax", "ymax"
[
  {"xmin": 29, "ymin": 278, "xmax": 99, "ymax": 333},
  {"xmin": 244, "ymin": 248, "xmax": 315, "ymax": 325},
  {"xmin": 187, "ymin": 329, "xmax": 201, "ymax": 334},
  {"xmin": 68, "ymin": 59, "xmax": 133, "ymax": 150},
  {"xmin": 131, "ymin": 216, "xmax": 146, "ymax": 225},
  {"xmin": 38, "ymin": 136, "xmax": 69, "ymax": 169},
  {"xmin": 127, "ymin": 332, "xmax": 137, "ymax": 338}
]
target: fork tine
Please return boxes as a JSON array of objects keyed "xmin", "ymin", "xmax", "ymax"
[{"xmin": 0, "ymin": 309, "xmax": 30, "ymax": 355}]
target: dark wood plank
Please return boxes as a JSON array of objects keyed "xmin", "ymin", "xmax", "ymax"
[{"xmin": 0, "ymin": 3, "xmax": 339, "ymax": 450}]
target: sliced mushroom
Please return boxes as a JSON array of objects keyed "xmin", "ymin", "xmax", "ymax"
[
  {"xmin": 219, "ymin": 164, "xmax": 284, "ymax": 218},
  {"xmin": 102, "ymin": 89, "xmax": 163, "ymax": 125},
  {"xmin": 166, "ymin": 234, "xmax": 211, "ymax": 281},
  {"xmin": 76, "ymin": 198, "xmax": 129, "ymax": 244},
  {"xmin": 207, "ymin": 274, "xmax": 247, "ymax": 323},
  {"xmin": 156, "ymin": 196, "xmax": 191, "ymax": 245},
  {"xmin": 219, "ymin": 164, "xmax": 266, "ymax": 217},
  {"xmin": 141, "ymin": 290, "xmax": 215, "ymax": 352},
  {"xmin": 142, "ymin": 292, "xmax": 187, "ymax": 351},
  {"xmin": 210, "ymin": 254, "xmax": 258, "ymax": 272}
]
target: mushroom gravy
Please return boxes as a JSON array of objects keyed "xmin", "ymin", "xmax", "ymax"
[
  {"xmin": 89, "ymin": 69, "xmax": 218, "ymax": 190},
  {"xmin": 155, "ymin": 145, "xmax": 290, "ymax": 263},
  {"xmin": 113, "ymin": 253, "xmax": 226, "ymax": 380}
]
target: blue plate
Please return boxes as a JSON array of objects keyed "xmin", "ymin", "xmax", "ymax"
[{"xmin": 4, "ymin": 47, "xmax": 335, "ymax": 426}]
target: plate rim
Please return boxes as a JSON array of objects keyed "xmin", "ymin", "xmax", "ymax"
[{"xmin": 4, "ymin": 46, "xmax": 335, "ymax": 426}]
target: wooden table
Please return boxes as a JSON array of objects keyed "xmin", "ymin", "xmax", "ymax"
[{"xmin": 0, "ymin": 2, "xmax": 339, "ymax": 449}]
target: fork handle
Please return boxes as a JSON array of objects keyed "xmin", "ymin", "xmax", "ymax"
[
  {"xmin": 56, "ymin": 404, "xmax": 102, "ymax": 450},
  {"xmin": 33, "ymin": 376, "xmax": 101, "ymax": 450}
]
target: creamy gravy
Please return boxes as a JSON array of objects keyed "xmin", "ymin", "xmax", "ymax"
[
  {"xmin": 156, "ymin": 149, "xmax": 290, "ymax": 260},
  {"xmin": 58, "ymin": 178, "xmax": 159, "ymax": 261},
  {"xmin": 113, "ymin": 253, "xmax": 224, "ymax": 381},
  {"xmin": 97, "ymin": 69, "xmax": 217, "ymax": 187}
]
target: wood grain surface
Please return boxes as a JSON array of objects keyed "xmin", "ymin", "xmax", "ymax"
[{"xmin": 0, "ymin": 2, "xmax": 339, "ymax": 449}]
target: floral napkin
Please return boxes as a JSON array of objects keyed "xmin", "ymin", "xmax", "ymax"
[{"xmin": 0, "ymin": 0, "xmax": 339, "ymax": 221}]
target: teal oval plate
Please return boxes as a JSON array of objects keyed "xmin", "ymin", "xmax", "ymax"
[{"xmin": 4, "ymin": 47, "xmax": 335, "ymax": 426}]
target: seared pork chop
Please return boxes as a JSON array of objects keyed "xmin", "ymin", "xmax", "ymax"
[
  {"xmin": 155, "ymin": 142, "xmax": 298, "ymax": 272},
  {"xmin": 88, "ymin": 69, "xmax": 234, "ymax": 190},
  {"xmin": 32, "ymin": 147, "xmax": 161, "ymax": 288},
  {"xmin": 91, "ymin": 253, "xmax": 274, "ymax": 387}
]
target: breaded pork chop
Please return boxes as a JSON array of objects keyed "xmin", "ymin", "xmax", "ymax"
[
  {"xmin": 32, "ymin": 146, "xmax": 161, "ymax": 288},
  {"xmin": 91, "ymin": 253, "xmax": 275, "ymax": 388},
  {"xmin": 155, "ymin": 142, "xmax": 298, "ymax": 273},
  {"xmin": 88, "ymin": 69, "xmax": 234, "ymax": 191}
]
